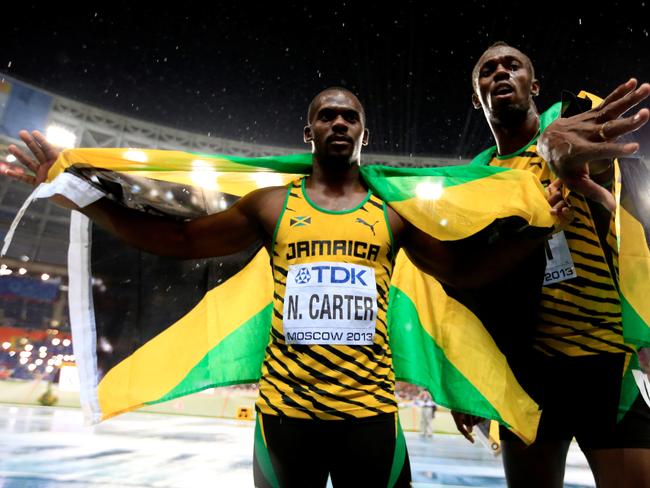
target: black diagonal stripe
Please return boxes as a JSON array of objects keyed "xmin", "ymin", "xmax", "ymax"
[
  {"xmin": 569, "ymin": 248, "xmax": 606, "ymax": 265},
  {"xmin": 359, "ymin": 206, "xmax": 369, "ymax": 213},
  {"xmin": 299, "ymin": 347, "xmax": 391, "ymax": 389},
  {"xmin": 273, "ymin": 307, "xmax": 283, "ymax": 320},
  {"xmin": 321, "ymin": 345, "xmax": 394, "ymax": 384},
  {"xmin": 266, "ymin": 349, "xmax": 391, "ymax": 412},
  {"xmin": 273, "ymin": 292, "xmax": 284, "ymax": 303},
  {"xmin": 518, "ymin": 151, "xmax": 540, "ymax": 158},
  {"xmin": 548, "ymin": 281, "xmax": 620, "ymax": 302},
  {"xmin": 570, "ymin": 205, "xmax": 591, "ymax": 220},
  {"xmin": 257, "ymin": 389, "xmax": 286, "ymax": 416},
  {"xmin": 549, "ymin": 275, "xmax": 618, "ymax": 293},
  {"xmin": 573, "ymin": 262, "xmax": 615, "ymax": 280},
  {"xmin": 535, "ymin": 330, "xmax": 634, "ymax": 354},
  {"xmin": 540, "ymin": 308, "xmax": 622, "ymax": 333},
  {"xmin": 273, "ymin": 278, "xmax": 287, "ymax": 287},
  {"xmin": 289, "ymin": 192, "xmax": 300, "ymax": 199},
  {"xmin": 568, "ymin": 219, "xmax": 596, "ymax": 234},
  {"xmin": 285, "ymin": 206, "xmax": 296, "ymax": 213},
  {"xmin": 273, "ymin": 265, "xmax": 288, "ymax": 277},
  {"xmin": 262, "ymin": 370, "xmax": 334, "ymax": 418},
  {"xmin": 541, "ymin": 295, "xmax": 621, "ymax": 319},
  {"xmin": 366, "ymin": 198, "xmax": 383, "ymax": 210},
  {"xmin": 564, "ymin": 230, "xmax": 602, "ymax": 249},
  {"xmin": 270, "ymin": 327, "xmax": 284, "ymax": 341}
]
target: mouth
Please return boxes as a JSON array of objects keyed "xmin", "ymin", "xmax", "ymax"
[
  {"xmin": 492, "ymin": 83, "xmax": 515, "ymax": 98},
  {"xmin": 327, "ymin": 136, "xmax": 353, "ymax": 146}
]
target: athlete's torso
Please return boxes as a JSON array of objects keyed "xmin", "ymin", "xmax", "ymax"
[
  {"xmin": 256, "ymin": 177, "xmax": 398, "ymax": 419},
  {"xmin": 485, "ymin": 142, "xmax": 630, "ymax": 357}
]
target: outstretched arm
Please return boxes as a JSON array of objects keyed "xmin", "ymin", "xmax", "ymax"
[
  {"xmin": 538, "ymin": 79, "xmax": 650, "ymax": 210},
  {"xmin": 388, "ymin": 186, "xmax": 568, "ymax": 289},
  {"xmin": 4, "ymin": 130, "xmax": 278, "ymax": 258}
]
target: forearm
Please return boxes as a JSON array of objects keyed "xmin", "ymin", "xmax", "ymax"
[{"xmin": 81, "ymin": 198, "xmax": 192, "ymax": 258}]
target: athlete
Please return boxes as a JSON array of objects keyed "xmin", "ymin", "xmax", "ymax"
[{"xmin": 452, "ymin": 42, "xmax": 650, "ymax": 488}]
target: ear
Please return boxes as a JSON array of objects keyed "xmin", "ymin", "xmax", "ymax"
[
  {"xmin": 362, "ymin": 128, "xmax": 369, "ymax": 147},
  {"xmin": 472, "ymin": 92, "xmax": 482, "ymax": 110},
  {"xmin": 531, "ymin": 79, "xmax": 540, "ymax": 97},
  {"xmin": 303, "ymin": 125, "xmax": 313, "ymax": 143}
]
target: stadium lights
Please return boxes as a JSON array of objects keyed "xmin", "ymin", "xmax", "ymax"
[
  {"xmin": 41, "ymin": 273, "xmax": 50, "ymax": 281},
  {"xmin": 45, "ymin": 366, "xmax": 54, "ymax": 373},
  {"xmin": 415, "ymin": 181, "xmax": 444, "ymax": 201},
  {"xmin": 46, "ymin": 125, "xmax": 76, "ymax": 148},
  {"xmin": 18, "ymin": 267, "xmax": 27, "ymax": 275},
  {"xmin": 62, "ymin": 339, "xmax": 71, "ymax": 347},
  {"xmin": 2, "ymin": 342, "xmax": 10, "ymax": 350},
  {"xmin": 39, "ymin": 346, "xmax": 47, "ymax": 352},
  {"xmin": 19, "ymin": 358, "xmax": 28, "ymax": 365},
  {"xmin": 52, "ymin": 338, "xmax": 61, "ymax": 346},
  {"xmin": 6, "ymin": 154, "xmax": 16, "ymax": 163},
  {"xmin": 24, "ymin": 344, "xmax": 33, "ymax": 352},
  {"xmin": 0, "ymin": 264, "xmax": 12, "ymax": 276},
  {"xmin": 27, "ymin": 364, "xmax": 36, "ymax": 372},
  {"xmin": 35, "ymin": 359, "xmax": 43, "ymax": 366},
  {"xmin": 123, "ymin": 150, "xmax": 148, "ymax": 163}
]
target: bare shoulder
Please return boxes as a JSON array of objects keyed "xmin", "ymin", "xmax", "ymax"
[{"xmin": 239, "ymin": 184, "xmax": 290, "ymax": 232}]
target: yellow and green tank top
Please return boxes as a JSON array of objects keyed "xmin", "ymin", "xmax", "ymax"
[
  {"xmin": 256, "ymin": 177, "xmax": 397, "ymax": 419},
  {"xmin": 476, "ymin": 141, "xmax": 633, "ymax": 357}
]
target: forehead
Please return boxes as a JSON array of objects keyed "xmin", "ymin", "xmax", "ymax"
[
  {"xmin": 477, "ymin": 46, "xmax": 528, "ymax": 68},
  {"xmin": 312, "ymin": 91, "xmax": 362, "ymax": 113}
]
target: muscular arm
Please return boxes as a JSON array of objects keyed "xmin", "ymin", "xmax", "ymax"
[
  {"xmin": 80, "ymin": 186, "xmax": 284, "ymax": 259},
  {"xmin": 388, "ymin": 207, "xmax": 548, "ymax": 289}
]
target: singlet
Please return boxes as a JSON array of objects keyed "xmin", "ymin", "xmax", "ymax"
[
  {"xmin": 476, "ymin": 141, "xmax": 632, "ymax": 357},
  {"xmin": 256, "ymin": 177, "xmax": 398, "ymax": 419}
]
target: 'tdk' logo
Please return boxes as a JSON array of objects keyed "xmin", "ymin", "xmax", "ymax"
[{"xmin": 295, "ymin": 267, "xmax": 312, "ymax": 284}]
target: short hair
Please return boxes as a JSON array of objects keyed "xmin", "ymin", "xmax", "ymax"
[
  {"xmin": 307, "ymin": 87, "xmax": 366, "ymax": 124},
  {"xmin": 471, "ymin": 42, "xmax": 536, "ymax": 89}
]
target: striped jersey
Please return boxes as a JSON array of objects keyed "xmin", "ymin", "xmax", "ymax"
[
  {"xmin": 475, "ymin": 141, "xmax": 632, "ymax": 357},
  {"xmin": 256, "ymin": 177, "xmax": 398, "ymax": 419}
]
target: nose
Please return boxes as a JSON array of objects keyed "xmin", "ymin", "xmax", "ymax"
[
  {"xmin": 332, "ymin": 115, "xmax": 349, "ymax": 132},
  {"xmin": 493, "ymin": 63, "xmax": 509, "ymax": 81}
]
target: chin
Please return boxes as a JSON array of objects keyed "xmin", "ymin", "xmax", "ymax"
[{"xmin": 491, "ymin": 101, "xmax": 530, "ymax": 126}]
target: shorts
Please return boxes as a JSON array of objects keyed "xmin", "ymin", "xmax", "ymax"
[
  {"xmin": 253, "ymin": 411, "xmax": 411, "ymax": 488},
  {"xmin": 500, "ymin": 352, "xmax": 650, "ymax": 450}
]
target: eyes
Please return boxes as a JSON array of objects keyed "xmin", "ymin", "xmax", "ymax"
[
  {"xmin": 316, "ymin": 109, "xmax": 360, "ymax": 123},
  {"xmin": 479, "ymin": 59, "xmax": 522, "ymax": 77}
]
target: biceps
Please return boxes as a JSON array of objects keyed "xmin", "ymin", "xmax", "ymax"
[{"xmin": 185, "ymin": 207, "xmax": 262, "ymax": 257}]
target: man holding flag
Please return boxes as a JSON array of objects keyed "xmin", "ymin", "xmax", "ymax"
[
  {"xmin": 3, "ymin": 81, "xmax": 642, "ymax": 486},
  {"xmin": 453, "ymin": 42, "xmax": 650, "ymax": 488}
]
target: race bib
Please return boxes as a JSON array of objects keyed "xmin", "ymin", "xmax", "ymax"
[
  {"xmin": 283, "ymin": 261, "xmax": 377, "ymax": 345},
  {"xmin": 543, "ymin": 231, "xmax": 577, "ymax": 286}
]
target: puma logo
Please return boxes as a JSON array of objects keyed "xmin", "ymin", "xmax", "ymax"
[{"xmin": 356, "ymin": 218, "xmax": 379, "ymax": 236}]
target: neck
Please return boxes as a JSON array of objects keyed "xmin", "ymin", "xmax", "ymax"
[
  {"xmin": 309, "ymin": 156, "xmax": 364, "ymax": 191},
  {"xmin": 488, "ymin": 106, "xmax": 540, "ymax": 156}
]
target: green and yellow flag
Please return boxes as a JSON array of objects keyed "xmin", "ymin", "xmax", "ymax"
[{"xmin": 23, "ymin": 147, "xmax": 558, "ymax": 443}]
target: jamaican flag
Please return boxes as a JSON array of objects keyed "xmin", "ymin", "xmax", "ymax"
[{"xmin": 5, "ymin": 148, "xmax": 558, "ymax": 443}]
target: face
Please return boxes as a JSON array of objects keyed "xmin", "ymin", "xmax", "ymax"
[
  {"xmin": 472, "ymin": 46, "xmax": 539, "ymax": 119},
  {"xmin": 304, "ymin": 90, "xmax": 369, "ymax": 165}
]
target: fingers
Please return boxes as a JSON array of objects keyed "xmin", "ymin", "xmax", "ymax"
[
  {"xmin": 452, "ymin": 413, "xmax": 475, "ymax": 443},
  {"xmin": 577, "ymin": 141, "xmax": 640, "ymax": 162},
  {"xmin": 31, "ymin": 130, "xmax": 60, "ymax": 162},
  {"xmin": 18, "ymin": 130, "xmax": 48, "ymax": 165},
  {"xmin": 597, "ymin": 82, "xmax": 650, "ymax": 121},
  {"xmin": 7, "ymin": 144, "xmax": 39, "ymax": 174},
  {"xmin": 600, "ymin": 108, "xmax": 649, "ymax": 139},
  {"xmin": 598, "ymin": 78, "xmax": 637, "ymax": 109},
  {"xmin": 0, "ymin": 163, "xmax": 36, "ymax": 185}
]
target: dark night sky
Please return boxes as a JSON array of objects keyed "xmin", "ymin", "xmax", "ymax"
[{"xmin": 2, "ymin": 2, "xmax": 649, "ymax": 158}]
